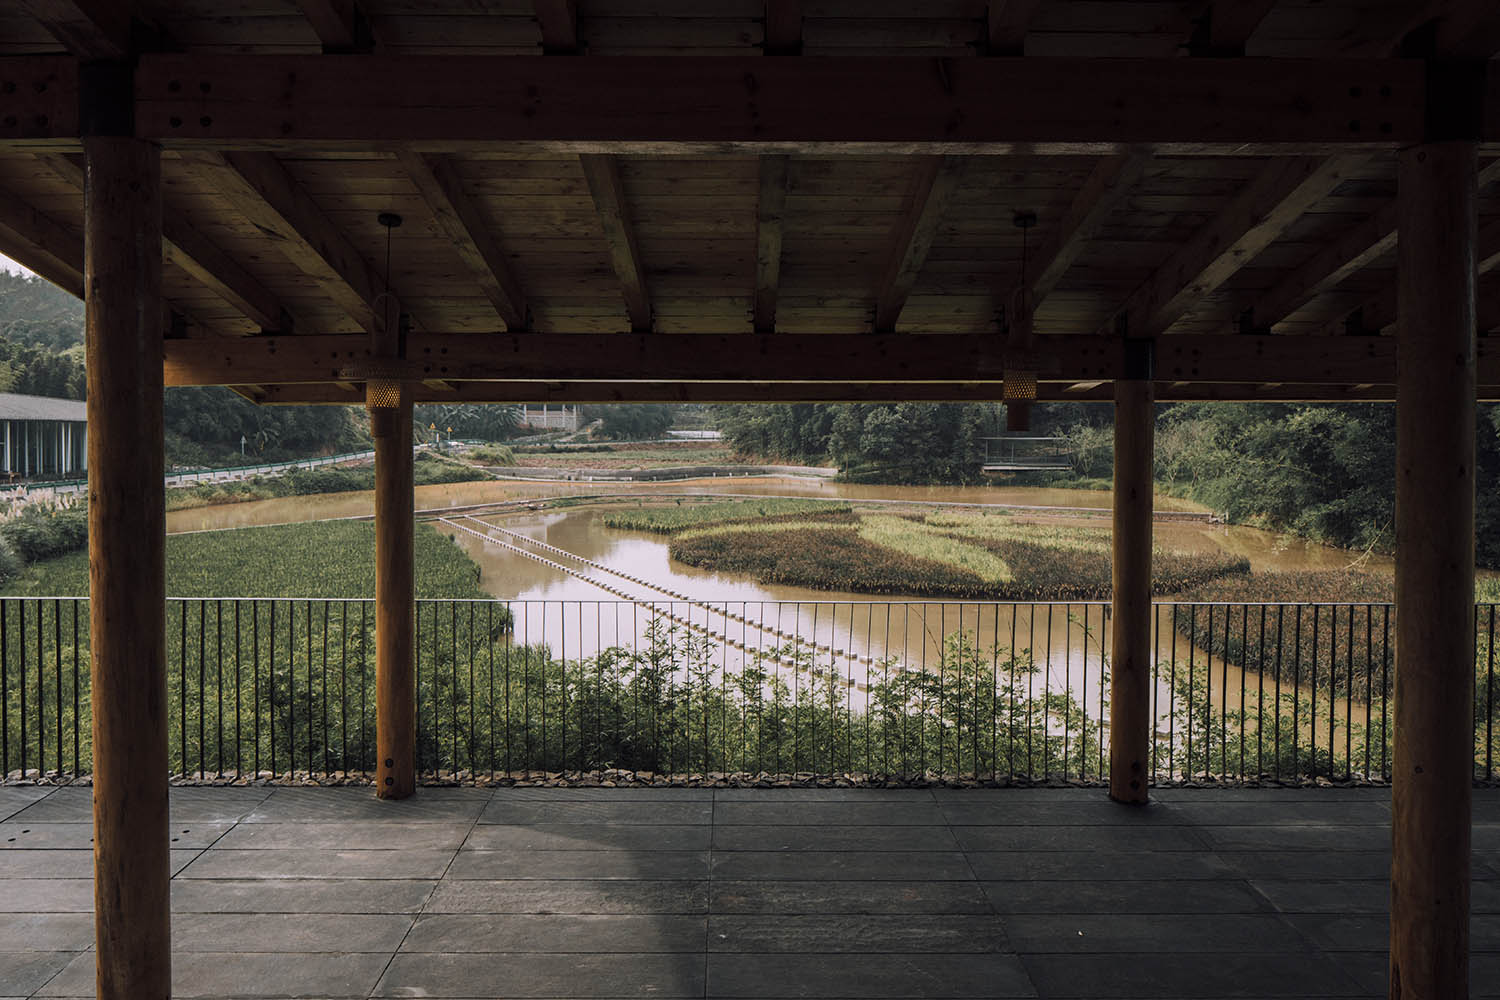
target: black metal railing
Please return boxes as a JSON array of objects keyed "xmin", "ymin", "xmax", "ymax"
[{"xmin": 2, "ymin": 597, "xmax": 1496, "ymax": 784}]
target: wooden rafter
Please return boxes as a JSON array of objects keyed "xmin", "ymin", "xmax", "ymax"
[
  {"xmin": 754, "ymin": 155, "xmax": 789, "ymax": 334},
  {"xmin": 764, "ymin": 1, "xmax": 802, "ymax": 56},
  {"xmin": 1254, "ymin": 159, "xmax": 1500, "ymax": 332},
  {"xmin": 17, "ymin": 0, "xmax": 130, "ymax": 60},
  {"xmin": 126, "ymin": 54, "xmax": 1449, "ymax": 152},
  {"xmin": 1189, "ymin": 1, "xmax": 1278, "ymax": 56},
  {"xmin": 296, "ymin": 0, "xmax": 377, "ymax": 53},
  {"xmin": 1104, "ymin": 155, "xmax": 1366, "ymax": 337},
  {"xmin": 397, "ymin": 150, "xmax": 528, "ymax": 332},
  {"xmin": 1336, "ymin": 216, "xmax": 1500, "ymax": 335},
  {"xmin": 874, "ymin": 156, "xmax": 965, "ymax": 333},
  {"xmin": 986, "ymin": 0, "xmax": 1044, "ymax": 56},
  {"xmin": 533, "ymin": 0, "xmax": 578, "ymax": 54},
  {"xmin": 32, "ymin": 152, "xmax": 290, "ymax": 332},
  {"xmin": 161, "ymin": 331, "xmax": 1492, "ymax": 390},
  {"xmin": 1029, "ymin": 151, "xmax": 1153, "ymax": 306},
  {"xmin": 0, "ymin": 182, "xmax": 82, "ymax": 297},
  {"xmin": 180, "ymin": 151, "xmax": 396, "ymax": 337},
  {"xmin": 1430, "ymin": 0, "xmax": 1500, "ymax": 58},
  {"xmin": 579, "ymin": 154, "xmax": 651, "ymax": 333}
]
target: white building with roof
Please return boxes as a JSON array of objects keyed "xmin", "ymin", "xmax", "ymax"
[{"xmin": 0, "ymin": 392, "xmax": 86, "ymax": 480}]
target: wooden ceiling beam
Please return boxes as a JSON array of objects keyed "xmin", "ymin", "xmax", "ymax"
[
  {"xmin": 764, "ymin": 1, "xmax": 802, "ymax": 56},
  {"xmin": 17, "ymin": 0, "xmax": 130, "ymax": 60},
  {"xmin": 579, "ymin": 154, "xmax": 651, "ymax": 333},
  {"xmin": 128, "ymin": 54, "xmax": 1447, "ymax": 152},
  {"xmin": 753, "ymin": 155, "xmax": 788, "ymax": 334},
  {"xmin": 179, "ymin": 151, "xmax": 396, "ymax": 337},
  {"xmin": 533, "ymin": 0, "xmax": 579, "ymax": 55},
  {"xmin": 874, "ymin": 156, "xmax": 965, "ymax": 333},
  {"xmin": 296, "ymin": 1, "xmax": 377, "ymax": 53},
  {"xmin": 397, "ymin": 150, "xmax": 528, "ymax": 332},
  {"xmin": 986, "ymin": 0, "xmax": 1044, "ymax": 56},
  {"xmin": 1105, "ymin": 155, "xmax": 1366, "ymax": 337},
  {"xmin": 0, "ymin": 183, "xmax": 82, "ymax": 297},
  {"xmin": 1188, "ymin": 1, "xmax": 1278, "ymax": 57},
  {"xmin": 1029, "ymin": 150, "xmax": 1153, "ymax": 307},
  {"xmin": 32, "ymin": 152, "xmax": 290, "ymax": 332},
  {"xmin": 161, "ymin": 331, "xmax": 1472, "ymax": 390},
  {"xmin": 1335, "ymin": 217, "xmax": 1500, "ymax": 335},
  {"xmin": 236, "ymin": 379, "xmax": 1500, "ymax": 406}
]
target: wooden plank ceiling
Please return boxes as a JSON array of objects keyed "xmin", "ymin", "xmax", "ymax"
[{"xmin": 0, "ymin": 1, "xmax": 1498, "ymax": 401}]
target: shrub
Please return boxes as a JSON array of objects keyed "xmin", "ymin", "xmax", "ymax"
[{"xmin": 0, "ymin": 504, "xmax": 89, "ymax": 563}]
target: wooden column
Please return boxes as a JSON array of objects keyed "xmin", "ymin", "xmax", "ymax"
[
  {"xmin": 373, "ymin": 390, "xmax": 416, "ymax": 798},
  {"xmin": 1109, "ymin": 374, "xmax": 1154, "ymax": 803},
  {"xmin": 1391, "ymin": 141, "xmax": 1477, "ymax": 999},
  {"xmin": 85, "ymin": 136, "xmax": 170, "ymax": 1000}
]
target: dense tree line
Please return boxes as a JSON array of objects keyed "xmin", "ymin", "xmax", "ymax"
[{"xmin": 717, "ymin": 402, "xmax": 999, "ymax": 482}]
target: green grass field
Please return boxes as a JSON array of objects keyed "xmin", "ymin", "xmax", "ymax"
[
  {"xmin": 601, "ymin": 498, "xmax": 852, "ymax": 533},
  {"xmin": 1, "ymin": 520, "xmax": 490, "ymax": 598}
]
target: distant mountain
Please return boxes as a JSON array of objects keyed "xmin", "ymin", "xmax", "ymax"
[{"xmin": 0, "ymin": 270, "xmax": 84, "ymax": 353}]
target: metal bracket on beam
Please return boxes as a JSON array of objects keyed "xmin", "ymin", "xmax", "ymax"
[
  {"xmin": 1122, "ymin": 337, "xmax": 1156, "ymax": 381},
  {"xmin": 78, "ymin": 59, "xmax": 133, "ymax": 137}
]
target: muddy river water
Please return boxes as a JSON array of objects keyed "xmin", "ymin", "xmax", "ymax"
[{"xmin": 167, "ymin": 476, "xmax": 1400, "ymax": 757}]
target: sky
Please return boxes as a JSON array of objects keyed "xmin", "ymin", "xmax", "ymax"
[{"xmin": 0, "ymin": 252, "xmax": 32, "ymax": 277}]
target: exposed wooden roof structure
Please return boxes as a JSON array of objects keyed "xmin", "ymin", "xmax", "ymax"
[
  {"xmin": 0, "ymin": 1, "xmax": 1498, "ymax": 403},
  {"xmin": 4, "ymin": 4, "xmax": 1497, "ymax": 998}
]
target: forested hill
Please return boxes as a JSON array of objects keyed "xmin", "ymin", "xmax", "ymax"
[
  {"xmin": 716, "ymin": 401, "xmax": 1500, "ymax": 569},
  {"xmin": 0, "ymin": 269, "xmax": 366, "ymax": 466}
]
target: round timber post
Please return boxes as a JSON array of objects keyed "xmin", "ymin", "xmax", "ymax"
[
  {"xmin": 85, "ymin": 132, "xmax": 171, "ymax": 998},
  {"xmin": 1109, "ymin": 340, "xmax": 1154, "ymax": 804},
  {"xmin": 1390, "ymin": 140, "xmax": 1478, "ymax": 999},
  {"xmin": 372, "ymin": 385, "xmax": 416, "ymax": 798}
]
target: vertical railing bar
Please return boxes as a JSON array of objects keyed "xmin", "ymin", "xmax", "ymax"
[
  {"xmin": 1292, "ymin": 605, "xmax": 1303, "ymax": 780},
  {"xmin": 1350, "ymin": 602, "xmax": 1362, "ymax": 779},
  {"xmin": 2, "ymin": 601, "xmax": 10, "ymax": 777},
  {"xmin": 414, "ymin": 602, "xmax": 423, "ymax": 776},
  {"xmin": 1487, "ymin": 603, "xmax": 1496, "ymax": 781},
  {"xmin": 1203, "ymin": 604, "xmax": 1214, "ymax": 777},
  {"xmin": 72, "ymin": 600, "xmax": 80, "ymax": 776},
  {"xmin": 505, "ymin": 602, "xmax": 513, "ymax": 778},
  {"xmin": 254, "ymin": 600, "xmax": 261, "ymax": 777},
  {"xmin": 268, "ymin": 600, "xmax": 276, "ymax": 778},
  {"xmin": 1382, "ymin": 605, "xmax": 1391, "ymax": 780},
  {"xmin": 1150, "ymin": 604, "xmax": 1160, "ymax": 782},
  {"xmin": 1061, "ymin": 603, "xmax": 1070, "ymax": 780},
  {"xmin": 1097, "ymin": 604, "xmax": 1106, "ymax": 782},
  {"xmin": 1311, "ymin": 604, "xmax": 1321, "ymax": 780},
  {"xmin": 176, "ymin": 599, "xmax": 185, "ymax": 777},
  {"xmin": 320, "ymin": 601, "xmax": 330, "ymax": 777},
  {"xmin": 1045, "ymin": 603, "xmax": 1054, "ymax": 781},
  {"xmin": 339, "ymin": 601, "xmax": 348, "ymax": 778},
  {"xmin": 487, "ymin": 602, "xmax": 496, "ymax": 781},
  {"xmin": 289, "ymin": 601, "xmax": 298, "ymax": 778},
  {"xmin": 559, "ymin": 599, "xmax": 567, "ymax": 775},
  {"xmin": 1027, "ymin": 604, "xmax": 1036, "ymax": 779},
  {"xmin": 360, "ymin": 601, "xmax": 369, "ymax": 778},
  {"xmin": 450, "ymin": 601, "xmax": 459, "ymax": 777},
  {"xmin": 1007, "ymin": 603, "xmax": 1017, "ymax": 782},
  {"xmin": 1238, "ymin": 604, "xmax": 1248, "ymax": 780},
  {"xmin": 1363, "ymin": 604, "xmax": 1373, "ymax": 779},
  {"xmin": 18, "ymin": 601, "xmax": 26, "ymax": 779},
  {"xmin": 468, "ymin": 602, "xmax": 476, "ymax": 777},
  {"xmin": 216, "ymin": 600, "xmax": 224, "ymax": 777},
  {"xmin": 53, "ymin": 599, "xmax": 61, "ymax": 777},
  {"xmin": 1186, "ymin": 605, "xmax": 1195, "ymax": 780},
  {"xmin": 1257, "ymin": 605, "xmax": 1267, "ymax": 780}
]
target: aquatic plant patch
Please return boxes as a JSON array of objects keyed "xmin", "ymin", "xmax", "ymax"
[{"xmin": 602, "ymin": 498, "xmax": 852, "ymax": 534}]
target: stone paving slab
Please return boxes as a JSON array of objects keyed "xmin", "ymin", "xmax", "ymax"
[
  {"xmin": 710, "ymin": 823, "xmax": 961, "ymax": 852},
  {"xmin": 211, "ymin": 821, "xmax": 472, "ymax": 851},
  {"xmin": 466, "ymin": 823, "xmax": 711, "ymax": 852},
  {"xmin": 448, "ymin": 849, "xmax": 709, "ymax": 880},
  {"xmin": 1020, "ymin": 952, "xmax": 1370, "ymax": 997},
  {"xmin": 710, "ymin": 879, "xmax": 994, "ymax": 914},
  {"xmin": 425, "ymin": 879, "xmax": 710, "ymax": 915},
  {"xmin": 0, "ymin": 821, "xmax": 232, "ymax": 851},
  {"xmin": 0, "ymin": 790, "xmax": 53, "ymax": 824},
  {"xmin": 707, "ymin": 914, "xmax": 1009, "ymax": 953},
  {"xmin": 706, "ymin": 953, "xmax": 1037, "ymax": 998},
  {"xmin": 37, "ymin": 951, "xmax": 393, "ymax": 998},
  {"xmin": 374, "ymin": 954, "xmax": 706, "ymax": 998},
  {"xmin": 4, "ymin": 787, "xmax": 1500, "ymax": 998},
  {"xmin": 478, "ymin": 800, "xmax": 713, "ymax": 826},
  {"xmin": 402, "ymin": 913, "xmax": 707, "ymax": 953},
  {"xmin": 170, "ymin": 878, "xmax": 436, "ymax": 914},
  {"xmin": 176, "ymin": 847, "xmax": 455, "ymax": 880},
  {"xmin": 711, "ymin": 849, "xmax": 974, "ymax": 882}
]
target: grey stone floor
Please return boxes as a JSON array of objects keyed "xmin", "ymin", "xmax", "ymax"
[{"xmin": 1, "ymin": 785, "xmax": 1498, "ymax": 999}]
